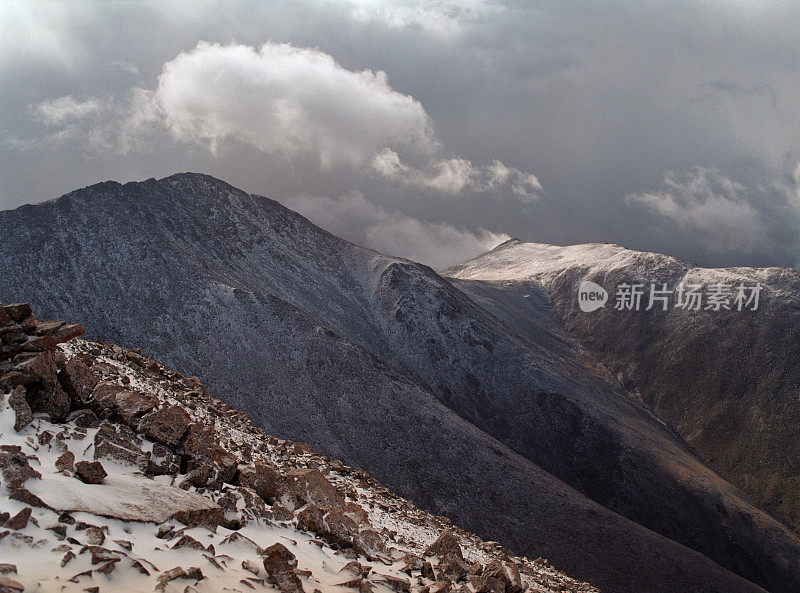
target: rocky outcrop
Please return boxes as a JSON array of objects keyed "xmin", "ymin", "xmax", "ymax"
[{"xmin": 0, "ymin": 302, "xmax": 597, "ymax": 593}]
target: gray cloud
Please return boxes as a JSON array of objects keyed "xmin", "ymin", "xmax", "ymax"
[{"xmin": 2, "ymin": 1, "xmax": 800, "ymax": 268}]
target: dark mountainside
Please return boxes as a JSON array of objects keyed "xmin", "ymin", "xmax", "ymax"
[
  {"xmin": 447, "ymin": 240, "xmax": 800, "ymax": 534},
  {"xmin": 1, "ymin": 173, "xmax": 798, "ymax": 593}
]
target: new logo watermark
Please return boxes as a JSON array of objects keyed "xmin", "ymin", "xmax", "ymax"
[
  {"xmin": 578, "ymin": 280, "xmax": 608, "ymax": 312},
  {"xmin": 577, "ymin": 281, "xmax": 762, "ymax": 312}
]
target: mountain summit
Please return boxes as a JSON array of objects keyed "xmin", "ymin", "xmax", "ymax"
[{"xmin": 2, "ymin": 173, "xmax": 799, "ymax": 593}]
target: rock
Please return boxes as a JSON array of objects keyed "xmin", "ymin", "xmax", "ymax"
[
  {"xmin": 18, "ymin": 351, "xmax": 71, "ymax": 421},
  {"xmin": 84, "ymin": 526, "xmax": 106, "ymax": 546},
  {"xmin": 285, "ymin": 468, "xmax": 345, "ymax": 508},
  {"xmin": 7, "ymin": 386, "xmax": 32, "ymax": 432},
  {"xmin": 242, "ymin": 559, "xmax": 261, "ymax": 575},
  {"xmin": 172, "ymin": 534, "xmax": 207, "ymax": 551},
  {"xmin": 0, "ymin": 450, "xmax": 41, "ymax": 490},
  {"xmin": 237, "ymin": 462, "xmax": 290, "ymax": 504},
  {"xmin": 93, "ymin": 423, "xmax": 148, "ymax": 470},
  {"xmin": 55, "ymin": 451, "xmax": 76, "ymax": 472},
  {"xmin": 66, "ymin": 409, "xmax": 99, "ymax": 428},
  {"xmin": 262, "ymin": 543, "xmax": 305, "ymax": 593},
  {"xmin": 4, "ymin": 508, "xmax": 31, "ymax": 530},
  {"xmin": 114, "ymin": 389, "xmax": 157, "ymax": 424},
  {"xmin": 184, "ymin": 567, "xmax": 204, "ymax": 581},
  {"xmin": 58, "ymin": 359, "xmax": 98, "ymax": 405},
  {"xmin": 0, "ymin": 567, "xmax": 15, "ymax": 576},
  {"xmin": 0, "ymin": 576, "xmax": 24, "ymax": 593},
  {"xmin": 429, "ymin": 582, "xmax": 451, "ymax": 593},
  {"xmin": 148, "ymin": 443, "xmax": 181, "ymax": 476},
  {"xmin": 22, "ymin": 324, "xmax": 83, "ymax": 352},
  {"xmin": 0, "ymin": 304, "xmax": 9, "ymax": 326},
  {"xmin": 3, "ymin": 304, "xmax": 31, "ymax": 323},
  {"xmin": 75, "ymin": 460, "xmax": 107, "ymax": 484},
  {"xmin": 424, "ymin": 530, "xmax": 463, "ymax": 560},
  {"xmin": 139, "ymin": 405, "xmax": 191, "ymax": 447},
  {"xmin": 10, "ymin": 487, "xmax": 48, "ymax": 508},
  {"xmin": 171, "ymin": 506, "xmax": 224, "ymax": 529},
  {"xmin": 157, "ymin": 566, "xmax": 186, "ymax": 588},
  {"xmin": 379, "ymin": 575, "xmax": 411, "ymax": 593},
  {"xmin": 31, "ymin": 320, "xmax": 65, "ymax": 335}
]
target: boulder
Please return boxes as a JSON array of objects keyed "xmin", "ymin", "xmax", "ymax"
[
  {"xmin": 55, "ymin": 451, "xmax": 76, "ymax": 472},
  {"xmin": 262, "ymin": 543, "xmax": 305, "ymax": 593},
  {"xmin": 0, "ymin": 450, "xmax": 41, "ymax": 490},
  {"xmin": 148, "ymin": 443, "xmax": 180, "ymax": 476},
  {"xmin": 58, "ymin": 359, "xmax": 99, "ymax": 405},
  {"xmin": 237, "ymin": 462, "xmax": 290, "ymax": 504},
  {"xmin": 65, "ymin": 409, "xmax": 99, "ymax": 428},
  {"xmin": 7, "ymin": 386, "xmax": 32, "ymax": 432},
  {"xmin": 424, "ymin": 530, "xmax": 464, "ymax": 560},
  {"xmin": 4, "ymin": 508, "xmax": 31, "ymax": 530},
  {"xmin": 22, "ymin": 324, "xmax": 83, "ymax": 352},
  {"xmin": 3, "ymin": 304, "xmax": 31, "ymax": 323},
  {"xmin": 19, "ymin": 351, "xmax": 71, "ymax": 422},
  {"xmin": 94, "ymin": 423, "xmax": 148, "ymax": 470},
  {"xmin": 285, "ymin": 468, "xmax": 345, "ymax": 508},
  {"xmin": 75, "ymin": 461, "xmax": 107, "ymax": 484},
  {"xmin": 114, "ymin": 389, "xmax": 157, "ymax": 424},
  {"xmin": 0, "ymin": 576, "xmax": 24, "ymax": 593},
  {"xmin": 139, "ymin": 405, "xmax": 191, "ymax": 447}
]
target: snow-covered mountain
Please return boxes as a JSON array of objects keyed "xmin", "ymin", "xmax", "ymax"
[
  {"xmin": 447, "ymin": 239, "xmax": 800, "ymax": 534},
  {"xmin": 2, "ymin": 174, "xmax": 799, "ymax": 593},
  {"xmin": 1, "ymin": 302, "xmax": 596, "ymax": 593}
]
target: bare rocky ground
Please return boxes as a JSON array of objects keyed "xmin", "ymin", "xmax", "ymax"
[{"xmin": 0, "ymin": 302, "xmax": 596, "ymax": 593}]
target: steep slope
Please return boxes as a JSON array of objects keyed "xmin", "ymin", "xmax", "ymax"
[
  {"xmin": 1, "ymin": 174, "xmax": 799, "ymax": 593},
  {"xmin": 1, "ymin": 302, "xmax": 597, "ymax": 593},
  {"xmin": 447, "ymin": 240, "xmax": 800, "ymax": 533}
]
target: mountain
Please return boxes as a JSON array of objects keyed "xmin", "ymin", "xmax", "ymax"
[
  {"xmin": 1, "ymin": 302, "xmax": 597, "ymax": 593},
  {"xmin": 1, "ymin": 173, "xmax": 799, "ymax": 593},
  {"xmin": 446, "ymin": 240, "xmax": 800, "ymax": 532}
]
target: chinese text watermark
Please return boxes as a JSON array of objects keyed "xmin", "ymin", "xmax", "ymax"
[{"xmin": 578, "ymin": 281, "xmax": 762, "ymax": 313}]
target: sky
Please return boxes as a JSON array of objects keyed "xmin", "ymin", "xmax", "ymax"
[{"xmin": 2, "ymin": 0, "xmax": 800, "ymax": 269}]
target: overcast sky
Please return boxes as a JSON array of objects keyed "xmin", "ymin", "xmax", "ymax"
[{"xmin": 3, "ymin": 1, "xmax": 800, "ymax": 269}]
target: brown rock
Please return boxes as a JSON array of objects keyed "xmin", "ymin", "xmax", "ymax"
[
  {"xmin": 172, "ymin": 534, "xmax": 207, "ymax": 551},
  {"xmin": 75, "ymin": 460, "xmax": 107, "ymax": 484},
  {"xmin": 114, "ymin": 389, "xmax": 157, "ymax": 424},
  {"xmin": 171, "ymin": 506, "xmax": 224, "ymax": 529},
  {"xmin": 262, "ymin": 543, "xmax": 305, "ymax": 593},
  {"xmin": 285, "ymin": 468, "xmax": 345, "ymax": 508},
  {"xmin": 0, "ymin": 304, "xmax": 9, "ymax": 326},
  {"xmin": 147, "ymin": 443, "xmax": 180, "ymax": 476},
  {"xmin": 2, "ymin": 329, "xmax": 26, "ymax": 346},
  {"xmin": 139, "ymin": 405, "xmax": 191, "ymax": 447},
  {"xmin": 0, "ymin": 450, "xmax": 41, "ymax": 490},
  {"xmin": 93, "ymin": 423, "xmax": 148, "ymax": 470},
  {"xmin": 9, "ymin": 487, "xmax": 48, "ymax": 508},
  {"xmin": 424, "ymin": 530, "xmax": 464, "ymax": 560},
  {"xmin": 7, "ymin": 386, "xmax": 32, "ymax": 432},
  {"xmin": 22, "ymin": 324, "xmax": 83, "ymax": 352},
  {"xmin": 0, "ymin": 576, "xmax": 24, "ymax": 593},
  {"xmin": 3, "ymin": 304, "xmax": 31, "ymax": 323},
  {"xmin": 0, "ymin": 566, "xmax": 16, "ymax": 575},
  {"xmin": 238, "ymin": 462, "xmax": 291, "ymax": 506},
  {"xmin": 4, "ymin": 508, "xmax": 31, "ymax": 530},
  {"xmin": 58, "ymin": 358, "xmax": 98, "ymax": 405},
  {"xmin": 65, "ymin": 409, "xmax": 98, "ymax": 428},
  {"xmin": 55, "ymin": 450, "xmax": 76, "ymax": 472}
]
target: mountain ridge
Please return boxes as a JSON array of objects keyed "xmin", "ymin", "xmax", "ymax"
[{"xmin": 2, "ymin": 173, "xmax": 798, "ymax": 593}]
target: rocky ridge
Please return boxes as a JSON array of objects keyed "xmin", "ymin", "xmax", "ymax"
[{"xmin": 0, "ymin": 301, "xmax": 595, "ymax": 593}]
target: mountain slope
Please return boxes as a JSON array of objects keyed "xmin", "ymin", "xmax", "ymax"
[
  {"xmin": 1, "ymin": 173, "xmax": 799, "ymax": 593},
  {"xmin": 447, "ymin": 240, "xmax": 800, "ymax": 530},
  {"xmin": 1, "ymin": 302, "xmax": 597, "ymax": 593}
]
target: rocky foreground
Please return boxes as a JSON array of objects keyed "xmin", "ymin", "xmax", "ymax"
[{"xmin": 0, "ymin": 302, "xmax": 596, "ymax": 593}]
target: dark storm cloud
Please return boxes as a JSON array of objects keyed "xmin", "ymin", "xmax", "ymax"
[{"xmin": 2, "ymin": 1, "xmax": 800, "ymax": 268}]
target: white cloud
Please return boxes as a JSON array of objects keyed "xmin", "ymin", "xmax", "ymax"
[
  {"xmin": 343, "ymin": 0, "xmax": 503, "ymax": 37},
  {"xmin": 626, "ymin": 167, "xmax": 765, "ymax": 252},
  {"xmin": 372, "ymin": 148, "xmax": 542, "ymax": 200},
  {"xmin": 285, "ymin": 191, "xmax": 509, "ymax": 268},
  {"xmin": 153, "ymin": 41, "xmax": 434, "ymax": 166},
  {"xmin": 33, "ymin": 96, "xmax": 110, "ymax": 126}
]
